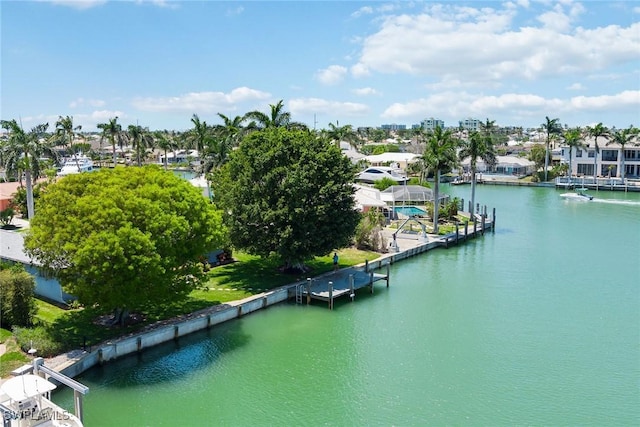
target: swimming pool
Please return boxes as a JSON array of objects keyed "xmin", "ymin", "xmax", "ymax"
[{"xmin": 393, "ymin": 206, "xmax": 427, "ymax": 216}]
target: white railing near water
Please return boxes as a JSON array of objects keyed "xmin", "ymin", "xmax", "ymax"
[{"xmin": 555, "ymin": 176, "xmax": 640, "ymax": 191}]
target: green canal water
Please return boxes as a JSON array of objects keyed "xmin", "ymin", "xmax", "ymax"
[{"xmin": 55, "ymin": 185, "xmax": 640, "ymax": 426}]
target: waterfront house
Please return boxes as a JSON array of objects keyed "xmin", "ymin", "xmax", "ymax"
[
  {"xmin": 559, "ymin": 136, "xmax": 640, "ymax": 179},
  {"xmin": 460, "ymin": 155, "xmax": 535, "ymax": 177}
]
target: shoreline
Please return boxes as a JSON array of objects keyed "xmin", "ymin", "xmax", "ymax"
[{"xmin": 41, "ymin": 216, "xmax": 494, "ymax": 379}]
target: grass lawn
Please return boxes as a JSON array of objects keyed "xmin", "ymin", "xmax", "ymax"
[
  {"xmin": 0, "ymin": 328, "xmax": 30, "ymax": 377},
  {"xmin": 28, "ymin": 248, "xmax": 381, "ymax": 352}
]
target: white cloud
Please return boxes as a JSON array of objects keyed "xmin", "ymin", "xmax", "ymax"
[
  {"xmin": 131, "ymin": 87, "xmax": 271, "ymax": 113},
  {"xmin": 69, "ymin": 98, "xmax": 106, "ymax": 108},
  {"xmin": 380, "ymin": 90, "xmax": 640, "ymax": 126},
  {"xmin": 566, "ymin": 82, "xmax": 585, "ymax": 91},
  {"xmin": 350, "ymin": 63, "xmax": 370, "ymax": 78},
  {"xmin": 315, "ymin": 65, "xmax": 348, "ymax": 85},
  {"xmin": 135, "ymin": 0, "xmax": 179, "ymax": 9},
  {"xmin": 352, "ymin": 87, "xmax": 380, "ymax": 96},
  {"xmin": 569, "ymin": 90, "xmax": 640, "ymax": 111},
  {"xmin": 48, "ymin": 0, "xmax": 106, "ymax": 10},
  {"xmin": 351, "ymin": 6, "xmax": 373, "ymax": 18},
  {"xmin": 226, "ymin": 6, "xmax": 244, "ymax": 16},
  {"xmin": 352, "ymin": 4, "xmax": 639, "ymax": 84},
  {"xmin": 289, "ymin": 98, "xmax": 369, "ymax": 117}
]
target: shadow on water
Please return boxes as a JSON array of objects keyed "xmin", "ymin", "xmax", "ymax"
[{"xmin": 77, "ymin": 320, "xmax": 249, "ymax": 388}]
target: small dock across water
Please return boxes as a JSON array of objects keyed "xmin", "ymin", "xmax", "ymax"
[{"xmin": 295, "ymin": 264, "xmax": 390, "ymax": 310}]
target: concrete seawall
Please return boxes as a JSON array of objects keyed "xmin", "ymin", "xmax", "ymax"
[{"xmin": 50, "ymin": 220, "xmax": 493, "ymax": 379}]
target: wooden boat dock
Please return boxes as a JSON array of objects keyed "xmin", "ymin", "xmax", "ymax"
[{"xmin": 294, "ymin": 264, "xmax": 390, "ymax": 310}]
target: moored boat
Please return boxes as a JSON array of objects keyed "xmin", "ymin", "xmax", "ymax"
[
  {"xmin": 57, "ymin": 153, "xmax": 95, "ymax": 176},
  {"xmin": 0, "ymin": 374, "xmax": 84, "ymax": 426}
]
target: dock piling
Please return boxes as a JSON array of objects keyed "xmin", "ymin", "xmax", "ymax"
[
  {"xmin": 349, "ymin": 275, "xmax": 355, "ymax": 301},
  {"xmin": 328, "ymin": 281, "xmax": 334, "ymax": 310}
]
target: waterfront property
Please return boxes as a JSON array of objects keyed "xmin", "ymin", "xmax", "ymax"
[
  {"xmin": 53, "ymin": 185, "xmax": 639, "ymax": 426},
  {"xmin": 558, "ymin": 135, "xmax": 640, "ymax": 178}
]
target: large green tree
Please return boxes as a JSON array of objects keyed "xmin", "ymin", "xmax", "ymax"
[
  {"xmin": 459, "ymin": 126, "xmax": 497, "ymax": 215},
  {"xmin": 421, "ymin": 126, "xmax": 459, "ymax": 234},
  {"xmin": 24, "ymin": 166, "xmax": 225, "ymax": 325},
  {"xmin": 213, "ymin": 127, "xmax": 359, "ymax": 271},
  {"xmin": 0, "ymin": 120, "xmax": 54, "ymax": 219}
]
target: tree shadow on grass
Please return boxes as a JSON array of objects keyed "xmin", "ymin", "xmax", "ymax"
[{"xmin": 207, "ymin": 255, "xmax": 334, "ymax": 293}]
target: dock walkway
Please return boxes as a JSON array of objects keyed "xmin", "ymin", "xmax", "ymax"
[{"xmin": 296, "ymin": 265, "xmax": 390, "ymax": 309}]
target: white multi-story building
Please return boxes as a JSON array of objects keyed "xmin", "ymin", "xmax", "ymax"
[
  {"xmin": 421, "ymin": 118, "xmax": 445, "ymax": 130},
  {"xmin": 559, "ymin": 136, "xmax": 640, "ymax": 179},
  {"xmin": 459, "ymin": 118, "xmax": 480, "ymax": 131}
]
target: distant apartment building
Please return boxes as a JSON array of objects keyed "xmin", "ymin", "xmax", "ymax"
[
  {"xmin": 560, "ymin": 136, "xmax": 640, "ymax": 179},
  {"xmin": 380, "ymin": 123, "xmax": 407, "ymax": 131},
  {"xmin": 459, "ymin": 118, "xmax": 480, "ymax": 131},
  {"xmin": 421, "ymin": 118, "xmax": 445, "ymax": 130}
]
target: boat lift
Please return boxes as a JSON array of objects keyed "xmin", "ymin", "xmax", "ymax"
[{"xmin": 390, "ymin": 216, "xmax": 429, "ymax": 252}]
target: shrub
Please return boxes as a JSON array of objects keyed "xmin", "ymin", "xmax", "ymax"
[
  {"xmin": 373, "ymin": 177, "xmax": 397, "ymax": 191},
  {"xmin": 13, "ymin": 326, "xmax": 64, "ymax": 358},
  {"xmin": 354, "ymin": 210, "xmax": 387, "ymax": 252},
  {"xmin": 0, "ymin": 267, "xmax": 37, "ymax": 328},
  {"xmin": 0, "ymin": 207, "xmax": 15, "ymax": 228}
]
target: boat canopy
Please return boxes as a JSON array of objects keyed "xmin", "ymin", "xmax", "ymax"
[{"xmin": 1, "ymin": 375, "xmax": 56, "ymax": 401}]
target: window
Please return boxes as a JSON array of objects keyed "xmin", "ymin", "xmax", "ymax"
[
  {"xmin": 601, "ymin": 150, "xmax": 617, "ymax": 161},
  {"xmin": 576, "ymin": 149, "xmax": 582, "ymax": 158},
  {"xmin": 588, "ymin": 151, "xmax": 595, "ymax": 158}
]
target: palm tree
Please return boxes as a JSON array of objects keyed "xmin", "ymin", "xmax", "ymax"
[
  {"xmin": 541, "ymin": 116, "xmax": 562, "ymax": 181},
  {"xmin": 607, "ymin": 126, "xmax": 639, "ymax": 181},
  {"xmin": 97, "ymin": 117, "xmax": 125, "ymax": 167},
  {"xmin": 127, "ymin": 124, "xmax": 154, "ymax": 166},
  {"xmin": 585, "ymin": 123, "xmax": 610, "ymax": 181},
  {"xmin": 153, "ymin": 130, "xmax": 178, "ymax": 170},
  {"xmin": 562, "ymin": 127, "xmax": 584, "ymax": 184},
  {"xmin": 54, "ymin": 115, "xmax": 83, "ymax": 172},
  {"xmin": 187, "ymin": 114, "xmax": 214, "ymax": 173},
  {"xmin": 244, "ymin": 99, "xmax": 308, "ymax": 130},
  {"xmin": 202, "ymin": 113, "xmax": 247, "ymax": 172},
  {"xmin": 422, "ymin": 126, "xmax": 459, "ymax": 234},
  {"xmin": 0, "ymin": 120, "xmax": 55, "ymax": 219},
  {"xmin": 459, "ymin": 127, "xmax": 497, "ymax": 215},
  {"xmin": 326, "ymin": 121, "xmax": 360, "ymax": 150}
]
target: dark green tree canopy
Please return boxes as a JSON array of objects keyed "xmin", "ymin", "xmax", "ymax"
[
  {"xmin": 213, "ymin": 127, "xmax": 360, "ymax": 270},
  {"xmin": 24, "ymin": 166, "xmax": 225, "ymax": 318}
]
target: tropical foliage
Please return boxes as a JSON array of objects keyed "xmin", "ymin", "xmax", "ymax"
[
  {"xmin": 213, "ymin": 127, "xmax": 360, "ymax": 271},
  {"xmin": 24, "ymin": 166, "xmax": 225, "ymax": 325},
  {"xmin": 541, "ymin": 116, "xmax": 562, "ymax": 181},
  {"xmin": 458, "ymin": 119, "xmax": 497, "ymax": 214},
  {"xmin": 585, "ymin": 122, "xmax": 609, "ymax": 178},
  {"xmin": 0, "ymin": 119, "xmax": 56, "ymax": 218},
  {"xmin": 421, "ymin": 126, "xmax": 459, "ymax": 233},
  {"xmin": 0, "ymin": 265, "xmax": 37, "ymax": 328}
]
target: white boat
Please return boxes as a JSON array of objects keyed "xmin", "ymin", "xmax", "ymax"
[
  {"xmin": 57, "ymin": 153, "xmax": 95, "ymax": 176},
  {"xmin": 0, "ymin": 374, "xmax": 83, "ymax": 426},
  {"xmin": 560, "ymin": 188, "xmax": 593, "ymax": 201}
]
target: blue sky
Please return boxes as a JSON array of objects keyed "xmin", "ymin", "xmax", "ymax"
[{"xmin": 2, "ymin": 0, "xmax": 639, "ymax": 132}]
